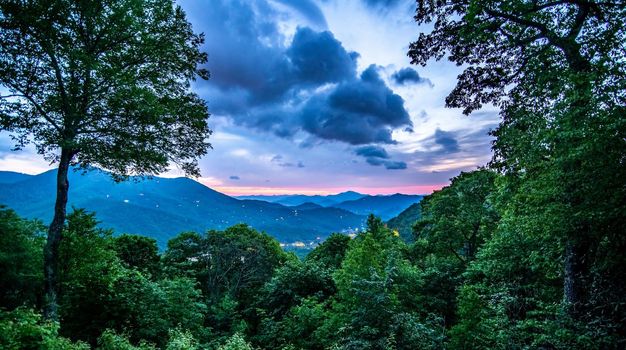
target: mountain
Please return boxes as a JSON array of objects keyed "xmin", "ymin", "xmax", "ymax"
[
  {"xmin": 0, "ymin": 169, "xmax": 365, "ymax": 248},
  {"xmin": 0, "ymin": 171, "xmax": 34, "ymax": 184},
  {"xmin": 386, "ymin": 203, "xmax": 422, "ymax": 242},
  {"xmin": 332, "ymin": 194, "xmax": 423, "ymax": 221},
  {"xmin": 292, "ymin": 202, "xmax": 324, "ymax": 210},
  {"xmin": 236, "ymin": 191, "xmax": 365, "ymax": 207}
]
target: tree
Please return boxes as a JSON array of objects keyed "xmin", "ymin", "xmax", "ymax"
[
  {"xmin": 0, "ymin": 0, "xmax": 211, "ymax": 319},
  {"xmin": 113, "ymin": 234, "xmax": 160, "ymax": 277},
  {"xmin": 0, "ymin": 206, "xmax": 45, "ymax": 310},
  {"xmin": 305, "ymin": 233, "xmax": 351, "ymax": 269},
  {"xmin": 163, "ymin": 225, "xmax": 287, "ymax": 304},
  {"xmin": 414, "ymin": 170, "xmax": 499, "ymax": 265},
  {"xmin": 409, "ymin": 0, "xmax": 625, "ymax": 323},
  {"xmin": 331, "ymin": 225, "xmax": 443, "ymax": 349},
  {"xmin": 0, "ymin": 308, "xmax": 89, "ymax": 350}
]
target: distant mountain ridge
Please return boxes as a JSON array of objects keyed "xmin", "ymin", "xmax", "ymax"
[
  {"xmin": 0, "ymin": 171, "xmax": 33, "ymax": 184},
  {"xmin": 333, "ymin": 194, "xmax": 423, "ymax": 220},
  {"xmin": 237, "ymin": 191, "xmax": 365, "ymax": 207},
  {"xmin": 238, "ymin": 192, "xmax": 424, "ymax": 220},
  {"xmin": 0, "ymin": 169, "xmax": 424, "ymax": 247},
  {"xmin": 0, "ymin": 170, "xmax": 365, "ymax": 248}
]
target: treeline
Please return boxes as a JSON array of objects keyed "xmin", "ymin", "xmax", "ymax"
[{"xmin": 1, "ymin": 169, "xmax": 624, "ymax": 349}]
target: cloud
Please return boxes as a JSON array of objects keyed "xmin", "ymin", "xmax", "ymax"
[
  {"xmin": 300, "ymin": 65, "xmax": 412, "ymax": 145},
  {"xmin": 434, "ymin": 129, "xmax": 460, "ymax": 153},
  {"xmin": 229, "ymin": 175, "xmax": 241, "ymax": 180},
  {"xmin": 408, "ymin": 125, "xmax": 496, "ymax": 173},
  {"xmin": 271, "ymin": 154, "xmax": 305, "ymax": 168},
  {"xmin": 365, "ymin": 157, "xmax": 385, "ymax": 166},
  {"xmin": 274, "ymin": 0, "xmax": 328, "ymax": 28},
  {"xmin": 184, "ymin": 0, "xmax": 411, "ymax": 147},
  {"xmin": 287, "ymin": 27, "xmax": 357, "ymax": 85},
  {"xmin": 355, "ymin": 144, "xmax": 406, "ymax": 170},
  {"xmin": 364, "ymin": 157, "xmax": 407, "ymax": 170},
  {"xmin": 384, "ymin": 161, "xmax": 407, "ymax": 170},
  {"xmin": 355, "ymin": 145, "xmax": 389, "ymax": 159},
  {"xmin": 391, "ymin": 67, "xmax": 432, "ymax": 86}
]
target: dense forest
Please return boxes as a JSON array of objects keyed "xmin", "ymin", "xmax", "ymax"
[
  {"xmin": 1, "ymin": 166, "xmax": 624, "ymax": 349},
  {"xmin": 1, "ymin": 0, "xmax": 625, "ymax": 349}
]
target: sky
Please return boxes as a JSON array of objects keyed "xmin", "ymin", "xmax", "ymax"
[{"xmin": 0, "ymin": 0, "xmax": 500, "ymax": 196}]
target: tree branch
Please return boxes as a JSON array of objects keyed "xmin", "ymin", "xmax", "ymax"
[{"xmin": 4, "ymin": 82, "xmax": 62, "ymax": 133}]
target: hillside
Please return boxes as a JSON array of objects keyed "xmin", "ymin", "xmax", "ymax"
[
  {"xmin": 0, "ymin": 171, "xmax": 33, "ymax": 184},
  {"xmin": 386, "ymin": 202, "xmax": 421, "ymax": 242},
  {"xmin": 0, "ymin": 169, "xmax": 365, "ymax": 247},
  {"xmin": 332, "ymin": 193, "xmax": 423, "ymax": 220}
]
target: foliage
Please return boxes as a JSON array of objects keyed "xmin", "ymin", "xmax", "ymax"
[
  {"xmin": 97, "ymin": 330, "xmax": 155, "ymax": 350},
  {"xmin": 164, "ymin": 329, "xmax": 198, "ymax": 350},
  {"xmin": 55, "ymin": 209, "xmax": 207, "ymax": 347},
  {"xmin": 113, "ymin": 235, "xmax": 160, "ymax": 277},
  {"xmin": 0, "ymin": 206, "xmax": 45, "ymax": 309},
  {"xmin": 0, "ymin": 307, "xmax": 89, "ymax": 350},
  {"xmin": 258, "ymin": 259, "xmax": 335, "ymax": 319},
  {"xmin": 0, "ymin": 0, "xmax": 212, "ymax": 319},
  {"xmin": 386, "ymin": 203, "xmax": 421, "ymax": 243},
  {"xmin": 410, "ymin": 0, "xmax": 625, "ymax": 346},
  {"xmin": 217, "ymin": 333, "xmax": 254, "ymax": 350},
  {"xmin": 0, "ymin": 0, "xmax": 211, "ymax": 175},
  {"xmin": 305, "ymin": 233, "xmax": 351, "ymax": 269},
  {"xmin": 58, "ymin": 209, "xmax": 123, "ymax": 343},
  {"xmin": 414, "ymin": 169, "xmax": 499, "ymax": 264},
  {"xmin": 163, "ymin": 224, "xmax": 287, "ymax": 303}
]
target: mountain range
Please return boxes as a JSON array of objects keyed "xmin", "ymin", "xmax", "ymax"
[
  {"xmin": 0, "ymin": 169, "xmax": 423, "ymax": 248},
  {"xmin": 238, "ymin": 192, "xmax": 423, "ymax": 220},
  {"xmin": 236, "ymin": 191, "xmax": 365, "ymax": 207}
]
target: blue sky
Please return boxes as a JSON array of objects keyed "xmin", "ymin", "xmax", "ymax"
[{"xmin": 0, "ymin": 0, "xmax": 500, "ymax": 195}]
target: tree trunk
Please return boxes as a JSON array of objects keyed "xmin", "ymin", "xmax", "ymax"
[
  {"xmin": 43, "ymin": 148, "xmax": 72, "ymax": 320},
  {"xmin": 560, "ymin": 50, "xmax": 592, "ymax": 318}
]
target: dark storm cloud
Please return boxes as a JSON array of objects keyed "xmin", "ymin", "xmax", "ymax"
[
  {"xmin": 355, "ymin": 145, "xmax": 407, "ymax": 170},
  {"xmin": 300, "ymin": 65, "xmax": 412, "ymax": 145},
  {"xmin": 364, "ymin": 157, "xmax": 407, "ymax": 170},
  {"xmin": 182, "ymin": 0, "xmax": 411, "ymax": 146},
  {"xmin": 188, "ymin": 0, "xmax": 356, "ymax": 108},
  {"xmin": 355, "ymin": 145, "xmax": 389, "ymax": 159},
  {"xmin": 384, "ymin": 161, "xmax": 407, "ymax": 170},
  {"xmin": 391, "ymin": 67, "xmax": 433, "ymax": 86},
  {"xmin": 229, "ymin": 175, "xmax": 240, "ymax": 180},
  {"xmin": 434, "ymin": 129, "xmax": 460, "ymax": 153},
  {"xmin": 365, "ymin": 157, "xmax": 385, "ymax": 166},
  {"xmin": 185, "ymin": 0, "xmax": 283, "ymax": 94},
  {"xmin": 287, "ymin": 28, "xmax": 357, "ymax": 84}
]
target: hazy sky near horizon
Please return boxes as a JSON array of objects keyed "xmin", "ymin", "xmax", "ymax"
[{"xmin": 0, "ymin": 0, "xmax": 500, "ymax": 196}]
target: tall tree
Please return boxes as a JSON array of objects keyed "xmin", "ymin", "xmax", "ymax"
[
  {"xmin": 0, "ymin": 0, "xmax": 211, "ymax": 319},
  {"xmin": 409, "ymin": 0, "xmax": 625, "ymax": 321},
  {"xmin": 414, "ymin": 169, "xmax": 498, "ymax": 264}
]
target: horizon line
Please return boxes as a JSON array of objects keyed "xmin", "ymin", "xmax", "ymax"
[{"xmin": 0, "ymin": 167, "xmax": 444, "ymax": 197}]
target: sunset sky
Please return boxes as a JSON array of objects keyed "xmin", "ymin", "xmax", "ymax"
[{"xmin": 0, "ymin": 0, "xmax": 500, "ymax": 196}]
